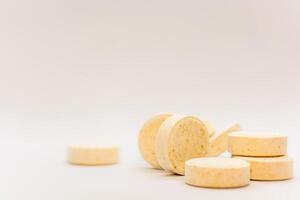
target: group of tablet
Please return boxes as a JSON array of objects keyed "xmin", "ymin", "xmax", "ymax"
[
  {"xmin": 138, "ymin": 114, "xmax": 293, "ymax": 188},
  {"xmin": 64, "ymin": 113, "xmax": 293, "ymax": 189}
]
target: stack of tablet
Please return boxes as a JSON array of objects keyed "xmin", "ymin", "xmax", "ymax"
[{"xmin": 229, "ymin": 132, "xmax": 293, "ymax": 181}]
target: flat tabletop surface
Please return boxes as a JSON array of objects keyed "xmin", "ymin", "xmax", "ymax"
[{"xmin": 1, "ymin": 134, "xmax": 299, "ymax": 200}]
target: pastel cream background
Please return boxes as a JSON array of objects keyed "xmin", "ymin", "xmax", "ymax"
[{"xmin": 0, "ymin": 0, "xmax": 299, "ymax": 199}]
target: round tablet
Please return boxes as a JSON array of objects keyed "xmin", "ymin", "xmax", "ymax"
[
  {"xmin": 185, "ymin": 157, "xmax": 250, "ymax": 188},
  {"xmin": 67, "ymin": 143, "xmax": 119, "ymax": 165},
  {"xmin": 138, "ymin": 113, "xmax": 172, "ymax": 169},
  {"xmin": 228, "ymin": 132, "xmax": 287, "ymax": 157},
  {"xmin": 202, "ymin": 120, "xmax": 215, "ymax": 137},
  {"xmin": 207, "ymin": 122, "xmax": 241, "ymax": 157},
  {"xmin": 233, "ymin": 156, "xmax": 293, "ymax": 181},
  {"xmin": 155, "ymin": 115, "xmax": 209, "ymax": 175}
]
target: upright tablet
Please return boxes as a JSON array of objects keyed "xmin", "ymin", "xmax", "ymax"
[
  {"xmin": 138, "ymin": 113, "xmax": 172, "ymax": 168},
  {"xmin": 155, "ymin": 115, "xmax": 209, "ymax": 175}
]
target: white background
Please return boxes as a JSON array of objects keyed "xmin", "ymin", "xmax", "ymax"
[{"xmin": 0, "ymin": 0, "xmax": 299, "ymax": 199}]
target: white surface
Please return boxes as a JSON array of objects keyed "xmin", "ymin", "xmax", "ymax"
[{"xmin": 0, "ymin": 0, "xmax": 300, "ymax": 199}]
